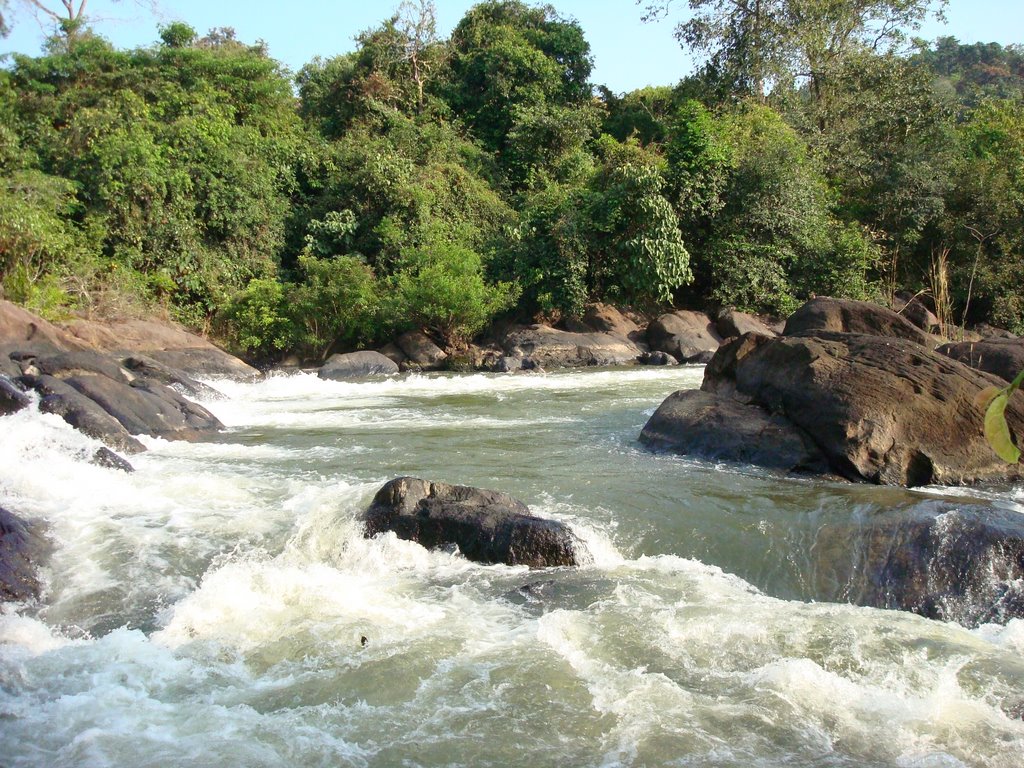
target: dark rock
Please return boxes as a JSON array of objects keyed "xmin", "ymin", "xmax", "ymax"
[
  {"xmin": 496, "ymin": 355, "xmax": 525, "ymax": 373},
  {"xmin": 122, "ymin": 355, "xmax": 224, "ymax": 401},
  {"xmin": 640, "ymin": 390, "xmax": 829, "ymax": 473},
  {"xmin": 33, "ymin": 351, "xmax": 129, "ymax": 383},
  {"xmin": 0, "ymin": 507, "xmax": 50, "ymax": 603},
  {"xmin": 502, "ymin": 325, "xmax": 642, "ymax": 369},
  {"xmin": 377, "ymin": 342, "xmax": 408, "ymax": 367},
  {"xmin": 728, "ymin": 332, "xmax": 1024, "ymax": 486},
  {"xmin": 936, "ymin": 339, "xmax": 1024, "ymax": 385},
  {"xmin": 364, "ymin": 477, "xmax": 580, "ymax": 568},
  {"xmin": 972, "ymin": 323, "xmax": 1017, "ymax": 340},
  {"xmin": 639, "ymin": 351, "xmax": 678, "ymax": 366},
  {"xmin": 562, "ymin": 317, "xmax": 594, "ymax": 334},
  {"xmin": 0, "ymin": 374, "xmax": 30, "ymax": 416},
  {"xmin": 784, "ymin": 297, "xmax": 930, "ymax": 346},
  {"xmin": 714, "ymin": 308, "xmax": 777, "ymax": 340},
  {"xmin": 1, "ymin": 355, "xmax": 22, "ymax": 379},
  {"xmin": 25, "ymin": 374, "xmax": 147, "ymax": 454},
  {"xmin": 396, "ymin": 330, "xmax": 447, "ymax": 370},
  {"xmin": 318, "ymin": 350, "xmax": 400, "ymax": 380},
  {"xmin": 812, "ymin": 501, "xmax": 1024, "ymax": 626},
  {"xmin": 701, "ymin": 333, "xmax": 774, "ymax": 400},
  {"xmin": 91, "ymin": 447, "xmax": 135, "ymax": 473},
  {"xmin": 647, "ymin": 311, "xmax": 722, "ymax": 363},
  {"xmin": 146, "ymin": 348, "xmax": 259, "ymax": 380}
]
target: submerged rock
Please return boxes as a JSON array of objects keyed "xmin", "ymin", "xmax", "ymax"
[
  {"xmin": 364, "ymin": 477, "xmax": 580, "ymax": 568},
  {"xmin": 90, "ymin": 447, "xmax": 135, "ymax": 473},
  {"xmin": 0, "ymin": 507, "xmax": 49, "ymax": 603},
  {"xmin": 318, "ymin": 350, "xmax": 399, "ymax": 380},
  {"xmin": 812, "ymin": 501, "xmax": 1024, "ymax": 626}
]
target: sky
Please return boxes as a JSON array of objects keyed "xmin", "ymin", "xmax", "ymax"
[{"xmin": 2, "ymin": 0, "xmax": 1023, "ymax": 94}]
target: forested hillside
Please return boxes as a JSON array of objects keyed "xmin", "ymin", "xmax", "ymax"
[{"xmin": 1, "ymin": 0, "xmax": 1023, "ymax": 361}]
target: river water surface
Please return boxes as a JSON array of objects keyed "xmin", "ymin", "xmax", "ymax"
[{"xmin": 2, "ymin": 367, "xmax": 1023, "ymax": 767}]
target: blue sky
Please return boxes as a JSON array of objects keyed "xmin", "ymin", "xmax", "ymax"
[{"xmin": 2, "ymin": 1, "xmax": 1023, "ymax": 93}]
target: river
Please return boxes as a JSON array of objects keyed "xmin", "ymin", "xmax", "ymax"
[{"xmin": 1, "ymin": 367, "xmax": 1023, "ymax": 767}]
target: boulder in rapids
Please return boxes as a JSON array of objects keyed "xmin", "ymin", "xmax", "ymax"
[
  {"xmin": 0, "ymin": 507, "xmax": 49, "ymax": 603},
  {"xmin": 0, "ymin": 374, "xmax": 30, "ymax": 416},
  {"xmin": 122, "ymin": 355, "xmax": 224, "ymax": 401},
  {"xmin": 318, "ymin": 350, "xmax": 400, "ymax": 380},
  {"xmin": 811, "ymin": 501, "xmax": 1024, "ymax": 626},
  {"xmin": 364, "ymin": 477, "xmax": 580, "ymax": 568}
]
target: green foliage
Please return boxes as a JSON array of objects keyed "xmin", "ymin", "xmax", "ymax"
[
  {"xmin": 220, "ymin": 278, "xmax": 297, "ymax": 359},
  {"xmin": 291, "ymin": 254, "xmax": 382, "ymax": 355},
  {"xmin": 977, "ymin": 369, "xmax": 1024, "ymax": 464},
  {"xmin": 393, "ymin": 240, "xmax": 520, "ymax": 346}
]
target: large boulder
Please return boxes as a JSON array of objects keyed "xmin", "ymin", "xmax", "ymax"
[
  {"xmin": 318, "ymin": 351, "xmax": 400, "ymax": 380},
  {"xmin": 936, "ymin": 339, "xmax": 1024, "ymax": 385},
  {"xmin": 893, "ymin": 294, "xmax": 941, "ymax": 334},
  {"xmin": 364, "ymin": 477, "xmax": 580, "ymax": 568},
  {"xmin": 0, "ymin": 507, "xmax": 49, "ymax": 603},
  {"xmin": 783, "ymin": 297, "xmax": 930, "ymax": 346},
  {"xmin": 0, "ymin": 300, "xmax": 86, "ymax": 353},
  {"xmin": 582, "ymin": 303, "xmax": 645, "ymax": 343},
  {"xmin": 395, "ymin": 330, "xmax": 448, "ymax": 370},
  {"xmin": 647, "ymin": 311, "xmax": 722, "ymax": 363},
  {"xmin": 121, "ymin": 355, "xmax": 224, "ymax": 401},
  {"xmin": 640, "ymin": 390, "xmax": 828, "ymax": 473},
  {"xmin": 502, "ymin": 325, "xmax": 642, "ymax": 369},
  {"xmin": 811, "ymin": 501, "xmax": 1024, "ymax": 626},
  {"xmin": 643, "ymin": 330, "xmax": 1024, "ymax": 486}
]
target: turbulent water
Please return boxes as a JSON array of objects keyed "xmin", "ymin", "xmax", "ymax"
[{"xmin": 2, "ymin": 367, "xmax": 1024, "ymax": 767}]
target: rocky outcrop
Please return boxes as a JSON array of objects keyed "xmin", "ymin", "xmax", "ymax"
[
  {"xmin": 647, "ymin": 310, "xmax": 722, "ymax": 363},
  {"xmin": 640, "ymin": 390, "xmax": 828, "ymax": 473},
  {"xmin": 582, "ymin": 304, "xmax": 645, "ymax": 344},
  {"xmin": 936, "ymin": 339, "xmax": 1024, "ymax": 385},
  {"xmin": 364, "ymin": 477, "xmax": 580, "ymax": 568},
  {"xmin": 783, "ymin": 296, "xmax": 931, "ymax": 346},
  {"xmin": 395, "ymin": 330, "xmax": 448, "ymax": 370},
  {"xmin": 893, "ymin": 294, "xmax": 941, "ymax": 334},
  {"xmin": 318, "ymin": 350, "xmax": 400, "ymax": 380},
  {"xmin": 0, "ymin": 507, "xmax": 49, "ymax": 603},
  {"xmin": 121, "ymin": 355, "xmax": 224, "ymax": 401},
  {"xmin": 28, "ymin": 374, "xmax": 147, "ymax": 454},
  {"xmin": 812, "ymin": 501, "xmax": 1024, "ymax": 626},
  {"xmin": 502, "ymin": 325, "xmax": 642, "ymax": 369},
  {"xmin": 0, "ymin": 374, "xmax": 30, "ymax": 416}
]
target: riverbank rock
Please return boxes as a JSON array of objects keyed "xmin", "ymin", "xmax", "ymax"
[
  {"xmin": 501, "ymin": 325, "xmax": 642, "ymax": 369},
  {"xmin": 936, "ymin": 339, "xmax": 1024, "ymax": 384},
  {"xmin": 0, "ymin": 374, "xmax": 30, "ymax": 416},
  {"xmin": 395, "ymin": 330, "xmax": 448, "ymax": 370},
  {"xmin": 318, "ymin": 350, "xmax": 399, "ymax": 380},
  {"xmin": 364, "ymin": 477, "xmax": 580, "ymax": 568},
  {"xmin": 647, "ymin": 311, "xmax": 722, "ymax": 363},
  {"xmin": 783, "ymin": 296, "xmax": 931, "ymax": 346},
  {"xmin": 812, "ymin": 501, "xmax": 1024, "ymax": 626},
  {"xmin": 714, "ymin": 308, "xmax": 777, "ymax": 340},
  {"xmin": 893, "ymin": 294, "xmax": 941, "ymax": 334},
  {"xmin": 0, "ymin": 507, "xmax": 49, "ymax": 603},
  {"xmin": 122, "ymin": 355, "xmax": 224, "ymax": 401},
  {"xmin": 581, "ymin": 303, "xmax": 645, "ymax": 343}
]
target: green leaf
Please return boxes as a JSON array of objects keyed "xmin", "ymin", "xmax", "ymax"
[{"xmin": 984, "ymin": 392, "xmax": 1021, "ymax": 464}]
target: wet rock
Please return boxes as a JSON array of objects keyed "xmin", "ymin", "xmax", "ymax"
[
  {"xmin": 783, "ymin": 297, "xmax": 930, "ymax": 346},
  {"xmin": 639, "ymin": 350, "xmax": 678, "ymax": 366},
  {"xmin": 122, "ymin": 355, "xmax": 224, "ymax": 401},
  {"xmin": 0, "ymin": 374, "xmax": 30, "ymax": 416},
  {"xmin": 33, "ymin": 351, "xmax": 130, "ymax": 383},
  {"xmin": 714, "ymin": 308, "xmax": 777, "ymax": 340},
  {"xmin": 396, "ymin": 330, "xmax": 447, "ymax": 370},
  {"xmin": 91, "ymin": 447, "xmax": 135, "ymax": 473},
  {"xmin": 502, "ymin": 325, "xmax": 642, "ymax": 369},
  {"xmin": 647, "ymin": 310, "xmax": 722, "ymax": 363},
  {"xmin": 935, "ymin": 339, "xmax": 1024, "ymax": 385},
  {"xmin": 641, "ymin": 389, "xmax": 829, "ymax": 473},
  {"xmin": 0, "ymin": 507, "xmax": 49, "ymax": 603},
  {"xmin": 812, "ymin": 501, "xmax": 1024, "ymax": 626},
  {"xmin": 25, "ymin": 374, "xmax": 147, "ymax": 454},
  {"xmin": 145, "ymin": 348, "xmax": 259, "ymax": 380},
  {"xmin": 364, "ymin": 477, "xmax": 580, "ymax": 568},
  {"xmin": 318, "ymin": 350, "xmax": 400, "ymax": 380}
]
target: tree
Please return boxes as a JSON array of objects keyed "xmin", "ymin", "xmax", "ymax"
[
  {"xmin": 12, "ymin": 1, "xmax": 158, "ymax": 42},
  {"xmin": 641, "ymin": 0, "xmax": 946, "ymax": 100},
  {"xmin": 395, "ymin": 0, "xmax": 442, "ymax": 112}
]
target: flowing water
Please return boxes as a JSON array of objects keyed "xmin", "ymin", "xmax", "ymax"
[{"xmin": 2, "ymin": 367, "xmax": 1023, "ymax": 767}]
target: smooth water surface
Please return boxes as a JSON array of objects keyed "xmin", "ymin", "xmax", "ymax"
[{"xmin": 2, "ymin": 367, "xmax": 1023, "ymax": 767}]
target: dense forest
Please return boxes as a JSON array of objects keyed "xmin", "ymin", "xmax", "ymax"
[{"xmin": 1, "ymin": 0, "xmax": 1023, "ymax": 361}]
